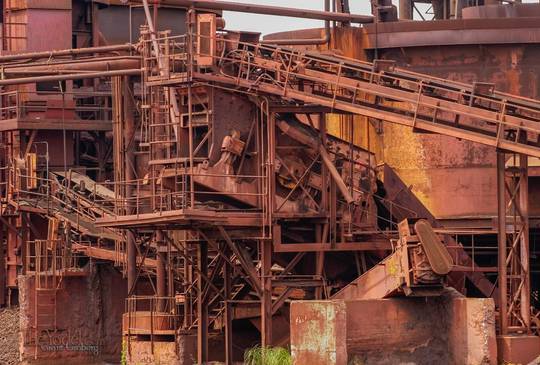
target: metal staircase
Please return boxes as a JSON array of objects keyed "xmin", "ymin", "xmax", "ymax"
[{"xmin": 26, "ymin": 239, "xmax": 68, "ymax": 359}]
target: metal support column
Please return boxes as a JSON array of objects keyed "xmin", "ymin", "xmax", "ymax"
[
  {"xmin": 497, "ymin": 152, "xmax": 531, "ymax": 334},
  {"xmin": 123, "ymin": 76, "xmax": 137, "ymax": 294},
  {"xmin": 6, "ymin": 216, "xmax": 17, "ymax": 301},
  {"xmin": 156, "ymin": 231, "xmax": 167, "ymax": 302},
  {"xmin": 224, "ymin": 253, "xmax": 233, "ymax": 364},
  {"xmin": 261, "ymin": 239, "xmax": 272, "ymax": 347},
  {"xmin": 497, "ymin": 152, "xmax": 508, "ymax": 334},
  {"xmin": 519, "ymin": 154, "xmax": 531, "ymax": 331},
  {"xmin": 315, "ymin": 252, "xmax": 325, "ymax": 299},
  {"xmin": 197, "ymin": 241, "xmax": 208, "ymax": 363}
]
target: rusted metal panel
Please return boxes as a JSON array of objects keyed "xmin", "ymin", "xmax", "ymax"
[
  {"xmin": 363, "ymin": 17, "xmax": 540, "ymax": 48},
  {"xmin": 290, "ymin": 301, "xmax": 348, "ymax": 365}
]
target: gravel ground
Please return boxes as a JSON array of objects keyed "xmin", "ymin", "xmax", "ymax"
[{"xmin": 0, "ymin": 307, "xmax": 20, "ymax": 365}]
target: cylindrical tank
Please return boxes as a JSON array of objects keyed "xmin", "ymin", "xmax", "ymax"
[{"xmin": 361, "ymin": 5, "xmax": 540, "ymax": 222}]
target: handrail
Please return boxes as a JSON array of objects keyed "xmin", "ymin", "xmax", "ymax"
[{"xmin": 144, "ymin": 32, "xmax": 540, "ymax": 158}]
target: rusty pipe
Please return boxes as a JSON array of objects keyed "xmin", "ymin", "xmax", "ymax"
[
  {"xmin": 0, "ymin": 44, "xmax": 136, "ymax": 63},
  {"xmin": 0, "ymin": 69, "xmax": 141, "ymax": 86},
  {"xmin": 2, "ymin": 57, "xmax": 141, "ymax": 75},
  {"xmin": 128, "ymin": 0, "xmax": 373, "ymax": 23},
  {"xmin": 262, "ymin": 0, "xmax": 331, "ymax": 46}
]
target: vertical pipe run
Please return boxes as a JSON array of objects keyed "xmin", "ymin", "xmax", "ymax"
[{"xmin": 497, "ymin": 152, "xmax": 508, "ymax": 334}]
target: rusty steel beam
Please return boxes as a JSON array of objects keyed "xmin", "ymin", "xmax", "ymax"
[
  {"xmin": 273, "ymin": 241, "xmax": 392, "ymax": 252},
  {"xmin": 276, "ymin": 252, "xmax": 305, "ymax": 279},
  {"xmin": 218, "ymin": 226, "xmax": 263, "ymax": 296},
  {"xmin": 128, "ymin": 0, "xmax": 374, "ymax": 23},
  {"xmin": 271, "ymin": 287, "xmax": 294, "ymax": 316}
]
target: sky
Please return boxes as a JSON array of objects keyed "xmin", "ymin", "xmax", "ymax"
[
  {"xmin": 221, "ymin": 0, "xmax": 539, "ymax": 35},
  {"xmin": 222, "ymin": 0, "xmax": 375, "ymax": 35}
]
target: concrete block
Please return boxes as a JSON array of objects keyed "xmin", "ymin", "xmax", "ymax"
[
  {"xmin": 290, "ymin": 295, "xmax": 497, "ymax": 365},
  {"xmin": 128, "ymin": 340, "xmax": 181, "ymax": 365},
  {"xmin": 497, "ymin": 335, "xmax": 540, "ymax": 365},
  {"xmin": 449, "ymin": 297, "xmax": 497, "ymax": 365}
]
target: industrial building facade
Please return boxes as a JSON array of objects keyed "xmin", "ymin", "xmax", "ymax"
[{"xmin": 0, "ymin": 0, "xmax": 539, "ymax": 364}]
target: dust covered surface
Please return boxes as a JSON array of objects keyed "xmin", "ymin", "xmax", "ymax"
[{"xmin": 0, "ymin": 306, "xmax": 20, "ymax": 365}]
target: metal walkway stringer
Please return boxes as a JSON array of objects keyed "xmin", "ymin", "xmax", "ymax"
[{"xmin": 178, "ymin": 39, "xmax": 540, "ymax": 158}]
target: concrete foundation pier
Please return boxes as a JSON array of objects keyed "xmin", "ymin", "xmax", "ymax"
[{"xmin": 290, "ymin": 295, "xmax": 497, "ymax": 365}]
